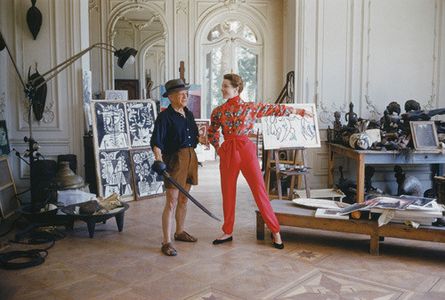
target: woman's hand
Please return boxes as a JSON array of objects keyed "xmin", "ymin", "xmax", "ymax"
[
  {"xmin": 293, "ymin": 108, "xmax": 313, "ymax": 118},
  {"xmin": 198, "ymin": 135, "xmax": 209, "ymax": 146}
]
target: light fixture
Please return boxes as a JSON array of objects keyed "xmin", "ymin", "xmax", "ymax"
[{"xmin": 0, "ymin": 30, "xmax": 137, "ymax": 209}]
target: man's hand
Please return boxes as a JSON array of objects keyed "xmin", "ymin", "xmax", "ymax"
[
  {"xmin": 152, "ymin": 160, "xmax": 167, "ymax": 175},
  {"xmin": 198, "ymin": 135, "xmax": 209, "ymax": 146}
]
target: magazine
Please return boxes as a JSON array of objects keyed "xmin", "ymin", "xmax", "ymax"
[
  {"xmin": 315, "ymin": 208, "xmax": 349, "ymax": 220},
  {"xmin": 337, "ymin": 196, "xmax": 416, "ymax": 215}
]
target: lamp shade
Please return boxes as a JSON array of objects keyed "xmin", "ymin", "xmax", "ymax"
[
  {"xmin": 115, "ymin": 47, "xmax": 138, "ymax": 69},
  {"xmin": 0, "ymin": 32, "xmax": 6, "ymax": 51}
]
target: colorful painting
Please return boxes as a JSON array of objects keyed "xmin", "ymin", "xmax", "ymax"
[{"xmin": 187, "ymin": 84, "xmax": 201, "ymax": 119}]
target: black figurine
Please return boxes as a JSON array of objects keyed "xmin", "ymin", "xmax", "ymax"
[
  {"xmin": 333, "ymin": 111, "xmax": 343, "ymax": 142},
  {"xmin": 345, "ymin": 102, "xmax": 358, "ymax": 129},
  {"xmin": 404, "ymin": 99, "xmax": 421, "ymax": 113}
]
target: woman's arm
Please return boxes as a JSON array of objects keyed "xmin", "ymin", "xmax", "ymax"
[
  {"xmin": 253, "ymin": 102, "xmax": 308, "ymax": 118},
  {"xmin": 208, "ymin": 108, "xmax": 221, "ymax": 151}
]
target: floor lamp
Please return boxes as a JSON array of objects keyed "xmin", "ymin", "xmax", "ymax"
[{"xmin": 0, "ymin": 30, "xmax": 137, "ymax": 210}]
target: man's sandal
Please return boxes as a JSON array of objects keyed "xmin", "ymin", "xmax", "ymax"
[
  {"xmin": 161, "ymin": 242, "xmax": 177, "ymax": 256},
  {"xmin": 174, "ymin": 231, "xmax": 197, "ymax": 242}
]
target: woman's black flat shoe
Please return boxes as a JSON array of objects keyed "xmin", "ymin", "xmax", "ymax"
[
  {"xmin": 270, "ymin": 233, "xmax": 284, "ymax": 249},
  {"xmin": 272, "ymin": 242, "xmax": 284, "ymax": 249},
  {"xmin": 212, "ymin": 236, "xmax": 233, "ymax": 245}
]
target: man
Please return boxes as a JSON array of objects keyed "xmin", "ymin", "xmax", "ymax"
[{"xmin": 150, "ymin": 78, "xmax": 205, "ymax": 256}]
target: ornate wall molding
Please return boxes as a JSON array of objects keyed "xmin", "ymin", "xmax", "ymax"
[
  {"xmin": 0, "ymin": 92, "xmax": 5, "ymax": 115},
  {"xmin": 364, "ymin": 95, "xmax": 380, "ymax": 121},
  {"xmin": 21, "ymin": 99, "xmax": 55, "ymax": 125},
  {"xmin": 120, "ymin": 15, "xmax": 161, "ymax": 31},
  {"xmin": 176, "ymin": 0, "xmax": 188, "ymax": 15},
  {"xmin": 88, "ymin": 0, "xmax": 98, "ymax": 12}
]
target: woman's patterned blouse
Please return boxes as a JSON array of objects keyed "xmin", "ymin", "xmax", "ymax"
[{"xmin": 208, "ymin": 95, "xmax": 304, "ymax": 150}]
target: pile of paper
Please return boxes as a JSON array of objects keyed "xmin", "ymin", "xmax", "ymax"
[
  {"xmin": 334, "ymin": 195, "xmax": 444, "ymax": 226},
  {"xmin": 370, "ymin": 195, "xmax": 444, "ymax": 226}
]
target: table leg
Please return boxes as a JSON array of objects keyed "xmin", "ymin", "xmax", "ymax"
[
  {"xmin": 115, "ymin": 212, "xmax": 125, "ymax": 232},
  {"xmin": 370, "ymin": 233, "xmax": 380, "ymax": 256},
  {"xmin": 256, "ymin": 211, "xmax": 265, "ymax": 240},
  {"xmin": 328, "ymin": 145, "xmax": 334, "ymax": 187},
  {"xmin": 356, "ymin": 155, "xmax": 365, "ymax": 203},
  {"xmin": 87, "ymin": 220, "xmax": 96, "ymax": 238}
]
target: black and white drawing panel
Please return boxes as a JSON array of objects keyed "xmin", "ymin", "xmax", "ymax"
[
  {"xmin": 126, "ymin": 100, "xmax": 157, "ymax": 148},
  {"xmin": 130, "ymin": 148, "xmax": 164, "ymax": 199},
  {"xmin": 261, "ymin": 103, "xmax": 321, "ymax": 150},
  {"xmin": 98, "ymin": 149, "xmax": 133, "ymax": 198},
  {"xmin": 93, "ymin": 101, "xmax": 129, "ymax": 150}
]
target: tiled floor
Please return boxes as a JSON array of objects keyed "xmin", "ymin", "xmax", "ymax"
[{"xmin": 1, "ymin": 161, "xmax": 445, "ymax": 300}]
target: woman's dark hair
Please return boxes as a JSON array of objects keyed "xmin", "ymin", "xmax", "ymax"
[{"xmin": 223, "ymin": 73, "xmax": 244, "ymax": 94}]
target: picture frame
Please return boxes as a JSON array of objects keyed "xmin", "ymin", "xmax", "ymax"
[
  {"xmin": 194, "ymin": 119, "xmax": 215, "ymax": 162},
  {"xmin": 129, "ymin": 148, "xmax": 165, "ymax": 200},
  {"xmin": 0, "ymin": 157, "xmax": 19, "ymax": 219},
  {"xmin": 410, "ymin": 121, "xmax": 439, "ymax": 150},
  {"xmin": 91, "ymin": 100, "xmax": 162, "ymax": 201},
  {"xmin": 0, "ymin": 120, "xmax": 11, "ymax": 156}
]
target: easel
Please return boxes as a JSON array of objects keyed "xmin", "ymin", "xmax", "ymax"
[{"xmin": 264, "ymin": 147, "xmax": 310, "ymax": 200}]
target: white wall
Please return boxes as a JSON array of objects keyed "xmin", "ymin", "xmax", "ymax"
[
  {"xmin": 295, "ymin": 0, "xmax": 445, "ymax": 191},
  {"xmin": 0, "ymin": 0, "xmax": 89, "ymax": 195}
]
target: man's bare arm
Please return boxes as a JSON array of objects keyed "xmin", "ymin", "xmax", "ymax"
[{"xmin": 153, "ymin": 146, "xmax": 163, "ymax": 161}]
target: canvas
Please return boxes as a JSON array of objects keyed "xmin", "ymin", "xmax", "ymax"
[
  {"xmin": 261, "ymin": 103, "xmax": 320, "ymax": 150},
  {"xmin": 130, "ymin": 148, "xmax": 164, "ymax": 199}
]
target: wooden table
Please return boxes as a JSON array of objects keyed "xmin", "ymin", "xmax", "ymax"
[
  {"xmin": 327, "ymin": 143, "xmax": 445, "ymax": 204},
  {"xmin": 256, "ymin": 200, "xmax": 445, "ymax": 255}
]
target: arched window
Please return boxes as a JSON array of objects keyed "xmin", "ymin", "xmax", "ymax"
[{"xmin": 201, "ymin": 19, "xmax": 263, "ymax": 118}]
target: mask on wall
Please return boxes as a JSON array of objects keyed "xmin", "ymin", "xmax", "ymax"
[
  {"xmin": 27, "ymin": 0, "xmax": 42, "ymax": 40},
  {"xmin": 28, "ymin": 66, "xmax": 47, "ymax": 121}
]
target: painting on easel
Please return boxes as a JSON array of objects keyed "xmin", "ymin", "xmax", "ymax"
[{"xmin": 261, "ymin": 103, "xmax": 320, "ymax": 150}]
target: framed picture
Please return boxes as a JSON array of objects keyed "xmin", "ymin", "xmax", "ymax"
[
  {"xmin": 0, "ymin": 157, "xmax": 19, "ymax": 219},
  {"xmin": 0, "ymin": 120, "xmax": 11, "ymax": 156},
  {"xmin": 97, "ymin": 149, "xmax": 133, "ymax": 199},
  {"xmin": 410, "ymin": 121, "xmax": 439, "ymax": 150},
  {"xmin": 129, "ymin": 148, "xmax": 164, "ymax": 200},
  {"xmin": 187, "ymin": 84, "xmax": 201, "ymax": 119},
  {"xmin": 194, "ymin": 119, "xmax": 215, "ymax": 162},
  {"xmin": 92, "ymin": 101, "xmax": 130, "ymax": 150},
  {"xmin": 126, "ymin": 100, "xmax": 157, "ymax": 148}
]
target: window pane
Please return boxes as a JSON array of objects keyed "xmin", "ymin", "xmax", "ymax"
[
  {"xmin": 205, "ymin": 47, "xmax": 224, "ymax": 117},
  {"xmin": 236, "ymin": 46, "xmax": 258, "ymax": 101},
  {"xmin": 207, "ymin": 24, "xmax": 222, "ymax": 41},
  {"xmin": 242, "ymin": 25, "xmax": 257, "ymax": 43},
  {"xmin": 223, "ymin": 20, "xmax": 241, "ymax": 34}
]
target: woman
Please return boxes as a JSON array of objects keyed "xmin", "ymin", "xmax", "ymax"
[{"xmin": 208, "ymin": 73, "xmax": 308, "ymax": 249}]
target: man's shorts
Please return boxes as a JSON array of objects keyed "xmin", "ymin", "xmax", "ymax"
[{"xmin": 163, "ymin": 147, "xmax": 198, "ymax": 189}]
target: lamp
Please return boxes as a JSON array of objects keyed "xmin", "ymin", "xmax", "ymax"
[{"xmin": 0, "ymin": 30, "xmax": 137, "ymax": 209}]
